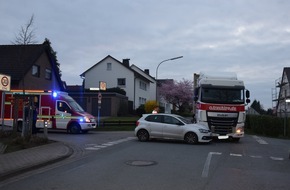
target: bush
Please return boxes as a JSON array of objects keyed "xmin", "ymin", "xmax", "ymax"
[
  {"xmin": 136, "ymin": 104, "xmax": 145, "ymax": 117},
  {"xmin": 144, "ymin": 100, "xmax": 158, "ymax": 113},
  {"xmin": 245, "ymin": 115, "xmax": 289, "ymax": 138}
]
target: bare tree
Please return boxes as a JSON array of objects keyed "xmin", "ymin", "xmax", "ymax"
[
  {"xmin": 11, "ymin": 15, "xmax": 38, "ymax": 137},
  {"xmin": 13, "ymin": 14, "xmax": 37, "ymax": 44}
]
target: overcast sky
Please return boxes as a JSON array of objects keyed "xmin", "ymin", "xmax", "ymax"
[{"xmin": 1, "ymin": 0, "xmax": 290, "ymax": 109}]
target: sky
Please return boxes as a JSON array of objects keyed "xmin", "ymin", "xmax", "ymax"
[{"xmin": 1, "ymin": 0, "xmax": 290, "ymax": 110}]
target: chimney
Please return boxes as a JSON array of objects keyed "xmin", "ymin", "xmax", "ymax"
[
  {"xmin": 122, "ymin": 58, "xmax": 130, "ymax": 67},
  {"xmin": 144, "ymin": 69, "xmax": 150, "ymax": 75}
]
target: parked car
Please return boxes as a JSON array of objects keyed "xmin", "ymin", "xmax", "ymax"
[{"xmin": 135, "ymin": 113, "xmax": 212, "ymax": 144}]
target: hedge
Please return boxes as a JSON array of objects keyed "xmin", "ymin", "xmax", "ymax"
[{"xmin": 245, "ymin": 115, "xmax": 290, "ymax": 138}]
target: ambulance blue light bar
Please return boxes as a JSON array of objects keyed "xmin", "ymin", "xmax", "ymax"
[{"xmin": 52, "ymin": 91, "xmax": 58, "ymax": 98}]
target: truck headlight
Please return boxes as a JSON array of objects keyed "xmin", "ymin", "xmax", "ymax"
[{"xmin": 236, "ymin": 127, "xmax": 244, "ymax": 133}]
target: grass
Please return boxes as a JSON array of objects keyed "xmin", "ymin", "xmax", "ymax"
[{"xmin": 0, "ymin": 130, "xmax": 52, "ymax": 154}]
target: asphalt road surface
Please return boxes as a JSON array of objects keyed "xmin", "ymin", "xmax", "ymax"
[{"xmin": 0, "ymin": 132, "xmax": 289, "ymax": 190}]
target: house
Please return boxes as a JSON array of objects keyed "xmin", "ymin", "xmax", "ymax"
[
  {"xmin": 246, "ymin": 107, "xmax": 260, "ymax": 115},
  {"xmin": 0, "ymin": 40, "xmax": 64, "ymax": 91},
  {"xmin": 273, "ymin": 67, "xmax": 290, "ymax": 117},
  {"xmin": 80, "ymin": 55, "xmax": 156, "ymax": 111}
]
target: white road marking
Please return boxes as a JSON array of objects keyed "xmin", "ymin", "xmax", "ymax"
[
  {"xmin": 85, "ymin": 137, "xmax": 135, "ymax": 151},
  {"xmin": 270, "ymin": 156, "xmax": 284, "ymax": 161},
  {"xmin": 202, "ymin": 152, "xmax": 222, "ymax": 178},
  {"xmin": 201, "ymin": 152, "xmax": 285, "ymax": 178},
  {"xmin": 230, "ymin": 153, "xmax": 242, "ymax": 157},
  {"xmin": 253, "ymin": 135, "xmax": 268, "ymax": 144}
]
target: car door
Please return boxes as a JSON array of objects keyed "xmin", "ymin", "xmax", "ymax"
[
  {"xmin": 162, "ymin": 115, "xmax": 184, "ymax": 139},
  {"xmin": 146, "ymin": 115, "xmax": 163, "ymax": 138}
]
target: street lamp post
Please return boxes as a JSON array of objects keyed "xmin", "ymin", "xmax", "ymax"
[{"xmin": 155, "ymin": 56, "xmax": 183, "ymax": 102}]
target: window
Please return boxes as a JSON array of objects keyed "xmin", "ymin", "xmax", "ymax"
[
  {"xmin": 107, "ymin": 62, "xmax": 112, "ymax": 70},
  {"xmin": 45, "ymin": 68, "xmax": 52, "ymax": 80},
  {"xmin": 140, "ymin": 81, "xmax": 147, "ymax": 91},
  {"xmin": 32, "ymin": 65, "xmax": 40, "ymax": 77},
  {"xmin": 118, "ymin": 78, "xmax": 126, "ymax": 86},
  {"xmin": 164, "ymin": 116, "xmax": 182, "ymax": 125},
  {"xmin": 139, "ymin": 97, "xmax": 146, "ymax": 106},
  {"xmin": 145, "ymin": 115, "xmax": 163, "ymax": 123},
  {"xmin": 57, "ymin": 101, "xmax": 71, "ymax": 113}
]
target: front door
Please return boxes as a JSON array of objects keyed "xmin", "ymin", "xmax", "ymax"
[
  {"xmin": 162, "ymin": 115, "xmax": 183, "ymax": 139},
  {"xmin": 55, "ymin": 100, "xmax": 72, "ymax": 129}
]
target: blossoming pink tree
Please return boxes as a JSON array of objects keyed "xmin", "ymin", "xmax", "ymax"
[{"xmin": 159, "ymin": 79, "xmax": 193, "ymax": 113}]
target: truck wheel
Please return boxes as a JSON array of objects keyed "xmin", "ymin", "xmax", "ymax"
[
  {"xmin": 69, "ymin": 123, "xmax": 81, "ymax": 134},
  {"xmin": 184, "ymin": 132, "xmax": 198, "ymax": 144}
]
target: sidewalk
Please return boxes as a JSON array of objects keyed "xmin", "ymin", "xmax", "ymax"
[{"xmin": 0, "ymin": 141, "xmax": 73, "ymax": 181}]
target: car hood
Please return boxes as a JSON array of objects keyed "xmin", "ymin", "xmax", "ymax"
[{"xmin": 187, "ymin": 123, "xmax": 209, "ymax": 130}]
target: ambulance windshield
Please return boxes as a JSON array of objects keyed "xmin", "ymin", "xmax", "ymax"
[{"xmin": 64, "ymin": 95, "xmax": 85, "ymax": 112}]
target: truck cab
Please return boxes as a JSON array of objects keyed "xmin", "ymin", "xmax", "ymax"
[{"xmin": 193, "ymin": 73, "xmax": 250, "ymax": 141}]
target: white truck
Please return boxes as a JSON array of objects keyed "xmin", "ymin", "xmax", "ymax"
[{"xmin": 193, "ymin": 72, "xmax": 250, "ymax": 142}]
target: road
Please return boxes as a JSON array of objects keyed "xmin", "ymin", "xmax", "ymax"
[{"xmin": 0, "ymin": 131, "xmax": 289, "ymax": 190}]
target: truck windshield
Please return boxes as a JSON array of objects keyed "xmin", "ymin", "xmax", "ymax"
[
  {"xmin": 201, "ymin": 87, "xmax": 244, "ymax": 104},
  {"xmin": 64, "ymin": 95, "xmax": 85, "ymax": 112}
]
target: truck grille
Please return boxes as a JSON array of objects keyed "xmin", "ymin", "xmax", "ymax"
[{"xmin": 207, "ymin": 117, "xmax": 237, "ymax": 135}]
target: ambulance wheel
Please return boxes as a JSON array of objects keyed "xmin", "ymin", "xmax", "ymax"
[
  {"xmin": 17, "ymin": 121, "xmax": 23, "ymax": 132},
  {"xmin": 69, "ymin": 123, "xmax": 81, "ymax": 134}
]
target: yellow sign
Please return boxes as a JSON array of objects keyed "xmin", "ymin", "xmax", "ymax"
[{"xmin": 99, "ymin": 81, "xmax": 106, "ymax": 90}]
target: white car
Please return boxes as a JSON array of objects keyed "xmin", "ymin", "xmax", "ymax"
[{"xmin": 135, "ymin": 113, "xmax": 212, "ymax": 144}]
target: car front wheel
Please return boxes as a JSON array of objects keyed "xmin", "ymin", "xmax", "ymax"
[
  {"xmin": 137, "ymin": 129, "xmax": 149, "ymax": 142},
  {"xmin": 184, "ymin": 132, "xmax": 198, "ymax": 144}
]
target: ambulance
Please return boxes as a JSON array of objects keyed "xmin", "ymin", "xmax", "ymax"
[{"xmin": 0, "ymin": 90, "xmax": 96, "ymax": 134}]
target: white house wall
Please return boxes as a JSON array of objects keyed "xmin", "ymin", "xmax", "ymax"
[
  {"xmin": 134, "ymin": 77, "xmax": 152, "ymax": 109},
  {"xmin": 84, "ymin": 57, "xmax": 135, "ymax": 102}
]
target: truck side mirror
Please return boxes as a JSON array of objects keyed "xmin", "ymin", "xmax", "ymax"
[
  {"xmin": 246, "ymin": 90, "xmax": 250, "ymax": 98},
  {"xmin": 245, "ymin": 90, "xmax": 250, "ymax": 104}
]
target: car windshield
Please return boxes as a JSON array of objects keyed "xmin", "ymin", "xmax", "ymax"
[
  {"xmin": 201, "ymin": 87, "xmax": 244, "ymax": 104},
  {"xmin": 176, "ymin": 115, "xmax": 192, "ymax": 124}
]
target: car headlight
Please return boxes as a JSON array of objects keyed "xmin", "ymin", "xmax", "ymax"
[
  {"xmin": 199, "ymin": 128, "xmax": 210, "ymax": 133},
  {"xmin": 79, "ymin": 117, "xmax": 91, "ymax": 123}
]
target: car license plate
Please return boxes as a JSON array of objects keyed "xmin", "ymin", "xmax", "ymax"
[{"xmin": 218, "ymin": 135, "xmax": 229, "ymax": 139}]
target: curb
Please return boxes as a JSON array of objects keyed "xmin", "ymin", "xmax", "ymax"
[{"xmin": 0, "ymin": 143, "xmax": 73, "ymax": 181}]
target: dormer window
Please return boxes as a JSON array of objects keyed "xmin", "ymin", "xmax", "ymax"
[
  {"xmin": 45, "ymin": 68, "xmax": 52, "ymax": 80},
  {"xmin": 32, "ymin": 65, "xmax": 40, "ymax": 77}
]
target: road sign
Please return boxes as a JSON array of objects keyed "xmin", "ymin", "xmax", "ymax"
[{"xmin": 0, "ymin": 74, "xmax": 11, "ymax": 91}]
